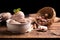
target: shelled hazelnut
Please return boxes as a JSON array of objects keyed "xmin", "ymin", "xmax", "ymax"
[{"xmin": 36, "ymin": 25, "xmax": 48, "ymax": 32}]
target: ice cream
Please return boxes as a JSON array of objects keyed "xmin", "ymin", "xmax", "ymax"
[
  {"xmin": 8, "ymin": 19, "xmax": 21, "ymax": 24},
  {"xmin": 6, "ymin": 8, "xmax": 33, "ymax": 33},
  {"xmin": 11, "ymin": 11, "xmax": 27, "ymax": 23},
  {"xmin": 0, "ymin": 12, "xmax": 12, "ymax": 22},
  {"xmin": 10, "ymin": 8, "xmax": 27, "ymax": 23}
]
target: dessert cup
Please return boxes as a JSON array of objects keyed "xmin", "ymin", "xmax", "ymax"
[{"xmin": 6, "ymin": 19, "xmax": 33, "ymax": 33}]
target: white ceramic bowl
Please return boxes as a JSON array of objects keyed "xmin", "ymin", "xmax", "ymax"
[{"xmin": 6, "ymin": 19, "xmax": 33, "ymax": 33}]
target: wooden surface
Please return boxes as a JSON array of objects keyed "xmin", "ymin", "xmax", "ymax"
[{"xmin": 0, "ymin": 23, "xmax": 60, "ymax": 38}]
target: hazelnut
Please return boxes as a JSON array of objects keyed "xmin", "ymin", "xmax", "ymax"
[{"xmin": 38, "ymin": 25, "xmax": 48, "ymax": 32}]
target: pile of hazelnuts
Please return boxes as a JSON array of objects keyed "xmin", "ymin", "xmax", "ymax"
[{"xmin": 32, "ymin": 13, "xmax": 52, "ymax": 29}]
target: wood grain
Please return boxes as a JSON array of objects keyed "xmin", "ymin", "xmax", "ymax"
[{"xmin": 0, "ymin": 23, "xmax": 60, "ymax": 38}]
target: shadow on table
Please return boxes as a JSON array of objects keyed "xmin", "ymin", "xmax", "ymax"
[{"xmin": 0, "ymin": 30, "xmax": 25, "ymax": 35}]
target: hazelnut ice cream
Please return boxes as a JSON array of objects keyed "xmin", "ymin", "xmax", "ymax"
[
  {"xmin": 6, "ymin": 8, "xmax": 33, "ymax": 33},
  {"xmin": 0, "ymin": 12, "xmax": 12, "ymax": 22}
]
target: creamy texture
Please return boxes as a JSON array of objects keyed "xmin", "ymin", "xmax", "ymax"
[
  {"xmin": 16, "ymin": 11, "xmax": 25, "ymax": 18},
  {"xmin": 0, "ymin": 12, "xmax": 12, "ymax": 22},
  {"xmin": 8, "ymin": 19, "xmax": 21, "ymax": 24},
  {"xmin": 9, "ymin": 11, "xmax": 30, "ymax": 24},
  {"xmin": 2, "ymin": 12, "xmax": 12, "ymax": 19},
  {"xmin": 11, "ymin": 11, "xmax": 27, "ymax": 23}
]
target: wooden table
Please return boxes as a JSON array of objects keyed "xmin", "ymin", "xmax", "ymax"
[{"xmin": 0, "ymin": 23, "xmax": 60, "ymax": 38}]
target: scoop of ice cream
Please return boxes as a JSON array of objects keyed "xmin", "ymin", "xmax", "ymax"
[
  {"xmin": 2, "ymin": 12, "xmax": 12, "ymax": 20},
  {"xmin": 7, "ymin": 19, "xmax": 21, "ymax": 24},
  {"xmin": 17, "ymin": 11, "xmax": 25, "ymax": 18},
  {"xmin": 0, "ymin": 12, "xmax": 12, "ymax": 22},
  {"xmin": 11, "ymin": 11, "xmax": 27, "ymax": 23},
  {"xmin": 16, "ymin": 18, "xmax": 27, "ymax": 23},
  {"xmin": 11, "ymin": 17, "xmax": 27, "ymax": 23},
  {"xmin": 14, "ymin": 11, "xmax": 25, "ymax": 19},
  {"xmin": 0, "ymin": 14, "xmax": 3, "ymax": 22}
]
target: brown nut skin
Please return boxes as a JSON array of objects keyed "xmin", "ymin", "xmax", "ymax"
[
  {"xmin": 36, "ymin": 16, "xmax": 42, "ymax": 20},
  {"xmin": 33, "ymin": 23, "xmax": 37, "ymax": 29},
  {"xmin": 36, "ymin": 17, "xmax": 48, "ymax": 26}
]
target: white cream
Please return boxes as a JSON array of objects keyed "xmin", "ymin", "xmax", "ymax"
[
  {"xmin": 6, "ymin": 19, "xmax": 21, "ymax": 24},
  {"xmin": 16, "ymin": 11, "xmax": 25, "ymax": 18}
]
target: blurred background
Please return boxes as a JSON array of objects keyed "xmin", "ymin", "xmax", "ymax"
[
  {"xmin": 0, "ymin": 0, "xmax": 60, "ymax": 26},
  {"xmin": 0, "ymin": 0, "xmax": 59, "ymax": 17}
]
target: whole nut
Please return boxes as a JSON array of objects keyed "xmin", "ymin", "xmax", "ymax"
[{"xmin": 38, "ymin": 25, "xmax": 48, "ymax": 32}]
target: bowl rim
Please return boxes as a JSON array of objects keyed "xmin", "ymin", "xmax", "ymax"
[{"xmin": 6, "ymin": 19, "xmax": 31, "ymax": 25}]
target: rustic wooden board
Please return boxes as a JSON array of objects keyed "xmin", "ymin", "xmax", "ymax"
[{"xmin": 0, "ymin": 23, "xmax": 60, "ymax": 38}]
